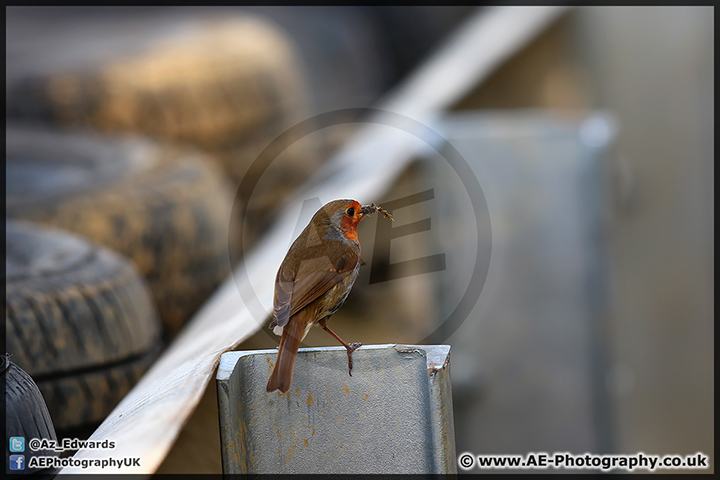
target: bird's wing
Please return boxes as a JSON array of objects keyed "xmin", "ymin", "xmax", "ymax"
[{"xmin": 273, "ymin": 246, "xmax": 359, "ymax": 328}]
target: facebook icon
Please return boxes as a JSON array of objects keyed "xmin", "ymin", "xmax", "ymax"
[{"xmin": 9, "ymin": 454, "xmax": 25, "ymax": 470}]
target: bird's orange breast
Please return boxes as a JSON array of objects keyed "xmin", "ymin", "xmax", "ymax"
[{"xmin": 340, "ymin": 215, "xmax": 360, "ymax": 243}]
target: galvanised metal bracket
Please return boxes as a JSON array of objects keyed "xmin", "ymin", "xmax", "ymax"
[{"xmin": 217, "ymin": 344, "xmax": 456, "ymax": 474}]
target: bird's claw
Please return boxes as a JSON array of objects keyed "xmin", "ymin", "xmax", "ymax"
[{"xmin": 346, "ymin": 342, "xmax": 362, "ymax": 376}]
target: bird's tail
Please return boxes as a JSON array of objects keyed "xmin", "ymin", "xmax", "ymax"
[{"xmin": 267, "ymin": 317, "xmax": 305, "ymax": 393}]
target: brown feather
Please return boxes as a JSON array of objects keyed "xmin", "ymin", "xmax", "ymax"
[
  {"xmin": 272, "ymin": 238, "xmax": 359, "ymax": 328},
  {"xmin": 266, "ymin": 310, "xmax": 308, "ymax": 393}
]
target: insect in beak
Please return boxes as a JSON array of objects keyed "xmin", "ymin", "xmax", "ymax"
[{"xmin": 360, "ymin": 203, "xmax": 393, "ymax": 220}]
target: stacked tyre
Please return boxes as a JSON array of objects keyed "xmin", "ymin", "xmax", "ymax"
[
  {"xmin": 5, "ymin": 12, "xmax": 312, "ymax": 439},
  {"xmin": 6, "ymin": 221, "xmax": 163, "ymax": 433},
  {"xmin": 6, "ymin": 14, "xmax": 321, "ymax": 247},
  {"xmin": 7, "ymin": 127, "xmax": 238, "ymax": 337}
]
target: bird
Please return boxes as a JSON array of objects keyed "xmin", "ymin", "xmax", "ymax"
[{"xmin": 266, "ymin": 199, "xmax": 391, "ymax": 393}]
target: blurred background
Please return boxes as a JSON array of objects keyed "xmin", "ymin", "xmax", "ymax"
[{"xmin": 5, "ymin": 6, "xmax": 712, "ymax": 474}]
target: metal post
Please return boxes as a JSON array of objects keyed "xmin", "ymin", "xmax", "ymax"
[{"xmin": 217, "ymin": 344, "xmax": 455, "ymax": 474}]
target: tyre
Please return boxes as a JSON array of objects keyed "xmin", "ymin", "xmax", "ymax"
[
  {"xmin": 4, "ymin": 355, "xmax": 60, "ymax": 475},
  {"xmin": 6, "ymin": 13, "xmax": 320, "ymax": 244},
  {"xmin": 6, "ymin": 220, "xmax": 163, "ymax": 431},
  {"xmin": 6, "ymin": 126, "xmax": 238, "ymax": 335}
]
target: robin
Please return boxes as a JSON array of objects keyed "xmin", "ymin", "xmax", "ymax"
[{"xmin": 266, "ymin": 199, "xmax": 391, "ymax": 393}]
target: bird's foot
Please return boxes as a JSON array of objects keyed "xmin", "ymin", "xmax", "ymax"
[{"xmin": 346, "ymin": 342, "xmax": 362, "ymax": 376}]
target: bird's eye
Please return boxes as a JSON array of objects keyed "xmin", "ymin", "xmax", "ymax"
[{"xmin": 346, "ymin": 207, "xmax": 355, "ymax": 217}]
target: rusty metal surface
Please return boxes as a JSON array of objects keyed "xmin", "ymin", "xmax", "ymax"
[{"xmin": 217, "ymin": 344, "xmax": 455, "ymax": 474}]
